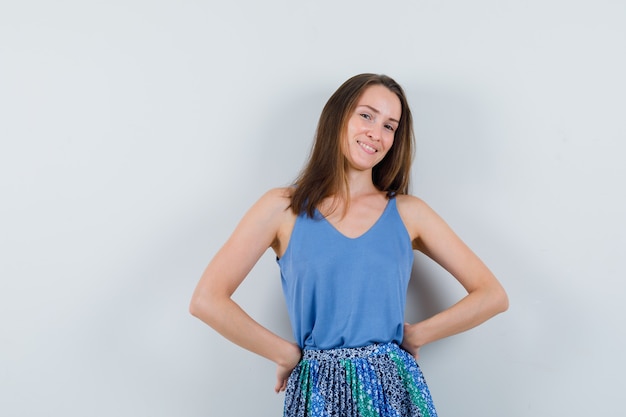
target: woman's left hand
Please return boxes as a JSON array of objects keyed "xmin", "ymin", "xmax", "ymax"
[{"xmin": 401, "ymin": 322, "xmax": 423, "ymax": 359}]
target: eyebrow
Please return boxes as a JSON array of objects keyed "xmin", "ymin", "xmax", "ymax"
[{"xmin": 359, "ymin": 104, "xmax": 400, "ymax": 124}]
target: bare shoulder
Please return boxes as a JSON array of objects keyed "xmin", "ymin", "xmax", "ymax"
[
  {"xmin": 395, "ymin": 194, "xmax": 434, "ymax": 241},
  {"xmin": 395, "ymin": 194, "xmax": 430, "ymax": 218},
  {"xmin": 395, "ymin": 194, "xmax": 427, "ymax": 210},
  {"xmin": 251, "ymin": 188, "xmax": 291, "ymax": 219},
  {"xmin": 256, "ymin": 187, "xmax": 294, "ymax": 212},
  {"xmin": 255, "ymin": 187, "xmax": 297, "ymax": 257},
  {"xmin": 234, "ymin": 187, "xmax": 294, "ymax": 235}
]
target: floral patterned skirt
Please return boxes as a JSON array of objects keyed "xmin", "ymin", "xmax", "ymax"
[{"xmin": 283, "ymin": 342, "xmax": 438, "ymax": 417}]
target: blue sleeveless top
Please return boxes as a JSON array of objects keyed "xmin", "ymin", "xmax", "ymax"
[{"xmin": 277, "ymin": 197, "xmax": 414, "ymax": 350}]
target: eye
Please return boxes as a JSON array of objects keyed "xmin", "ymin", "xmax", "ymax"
[
  {"xmin": 385, "ymin": 124, "xmax": 396, "ymax": 132},
  {"xmin": 360, "ymin": 113, "xmax": 372, "ymax": 120}
]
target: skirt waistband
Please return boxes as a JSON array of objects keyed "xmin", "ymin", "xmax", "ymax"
[
  {"xmin": 285, "ymin": 342, "xmax": 438, "ymax": 416},
  {"xmin": 302, "ymin": 342, "xmax": 400, "ymax": 361}
]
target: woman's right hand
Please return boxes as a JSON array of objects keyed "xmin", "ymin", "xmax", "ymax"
[{"xmin": 274, "ymin": 342, "xmax": 302, "ymax": 393}]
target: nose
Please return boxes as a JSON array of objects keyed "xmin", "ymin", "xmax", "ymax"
[{"xmin": 367, "ymin": 123, "xmax": 383, "ymax": 141}]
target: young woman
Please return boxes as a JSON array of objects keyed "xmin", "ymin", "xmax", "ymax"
[{"xmin": 190, "ymin": 73, "xmax": 509, "ymax": 417}]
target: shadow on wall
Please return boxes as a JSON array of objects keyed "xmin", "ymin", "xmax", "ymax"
[
  {"xmin": 406, "ymin": 84, "xmax": 501, "ymax": 196},
  {"xmin": 406, "ymin": 251, "xmax": 467, "ymax": 325},
  {"xmin": 402, "ymin": 84, "xmax": 498, "ymax": 325}
]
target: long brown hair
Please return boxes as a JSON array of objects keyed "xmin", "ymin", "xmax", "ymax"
[{"xmin": 290, "ymin": 73, "xmax": 415, "ymax": 217}]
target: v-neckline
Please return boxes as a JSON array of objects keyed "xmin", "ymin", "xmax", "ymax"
[{"xmin": 316, "ymin": 198, "xmax": 392, "ymax": 240}]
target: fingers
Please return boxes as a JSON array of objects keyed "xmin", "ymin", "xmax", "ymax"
[{"xmin": 274, "ymin": 378, "xmax": 287, "ymax": 393}]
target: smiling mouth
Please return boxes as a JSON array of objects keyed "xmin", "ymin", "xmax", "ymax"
[{"xmin": 357, "ymin": 141, "xmax": 377, "ymax": 153}]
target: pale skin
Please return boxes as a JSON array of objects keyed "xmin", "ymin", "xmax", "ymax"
[{"xmin": 189, "ymin": 84, "xmax": 509, "ymax": 394}]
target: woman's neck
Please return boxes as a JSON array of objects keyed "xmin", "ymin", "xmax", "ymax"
[{"xmin": 344, "ymin": 168, "xmax": 378, "ymax": 198}]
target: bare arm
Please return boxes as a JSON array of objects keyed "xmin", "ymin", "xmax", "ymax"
[
  {"xmin": 397, "ymin": 196, "xmax": 509, "ymax": 358},
  {"xmin": 189, "ymin": 188, "xmax": 301, "ymax": 392}
]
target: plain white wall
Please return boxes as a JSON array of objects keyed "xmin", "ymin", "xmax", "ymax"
[{"xmin": 1, "ymin": 0, "xmax": 624, "ymax": 415}]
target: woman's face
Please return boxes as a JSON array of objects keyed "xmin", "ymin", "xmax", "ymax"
[{"xmin": 342, "ymin": 84, "xmax": 401, "ymax": 173}]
